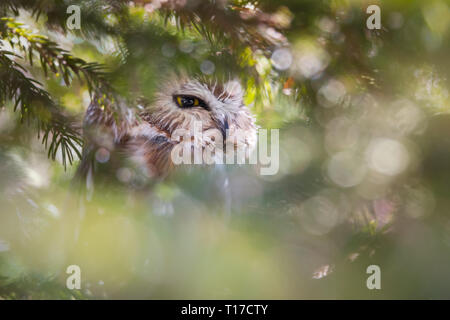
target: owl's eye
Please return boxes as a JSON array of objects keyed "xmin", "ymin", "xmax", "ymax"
[{"xmin": 174, "ymin": 95, "xmax": 207, "ymax": 109}]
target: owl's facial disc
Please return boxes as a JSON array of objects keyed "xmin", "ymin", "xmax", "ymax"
[{"xmin": 173, "ymin": 95, "xmax": 210, "ymax": 111}]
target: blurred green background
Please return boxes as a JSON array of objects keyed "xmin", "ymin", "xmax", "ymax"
[{"xmin": 0, "ymin": 0, "xmax": 449, "ymax": 299}]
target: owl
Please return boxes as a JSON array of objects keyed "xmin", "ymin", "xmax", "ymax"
[{"xmin": 77, "ymin": 76, "xmax": 257, "ymax": 185}]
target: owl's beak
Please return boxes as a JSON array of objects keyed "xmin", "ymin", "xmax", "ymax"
[{"xmin": 217, "ymin": 117, "xmax": 229, "ymax": 143}]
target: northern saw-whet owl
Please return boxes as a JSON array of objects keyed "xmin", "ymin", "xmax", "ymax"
[{"xmin": 78, "ymin": 76, "xmax": 257, "ymax": 184}]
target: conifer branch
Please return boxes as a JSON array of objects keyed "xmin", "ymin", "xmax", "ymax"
[{"xmin": 0, "ymin": 50, "xmax": 82, "ymax": 168}]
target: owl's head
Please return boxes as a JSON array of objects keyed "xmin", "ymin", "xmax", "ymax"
[{"xmin": 145, "ymin": 75, "xmax": 256, "ymax": 145}]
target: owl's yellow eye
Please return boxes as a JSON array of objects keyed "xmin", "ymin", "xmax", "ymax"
[
  {"xmin": 176, "ymin": 96, "xmax": 183, "ymax": 107},
  {"xmin": 174, "ymin": 95, "xmax": 207, "ymax": 109}
]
